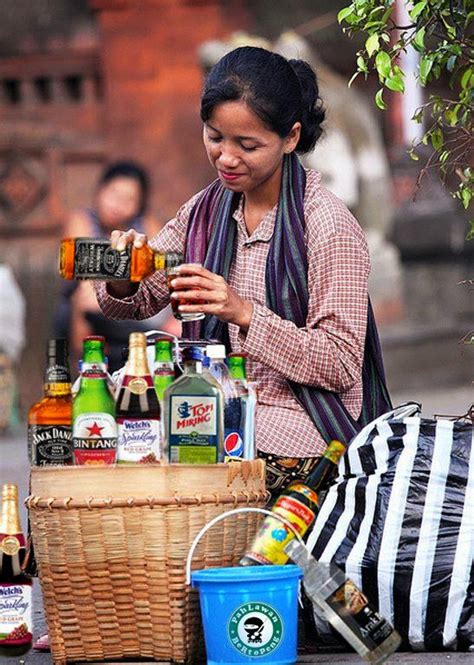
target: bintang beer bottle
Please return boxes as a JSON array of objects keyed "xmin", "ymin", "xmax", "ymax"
[
  {"xmin": 116, "ymin": 332, "xmax": 161, "ymax": 464},
  {"xmin": 0, "ymin": 485, "xmax": 33, "ymax": 657},
  {"xmin": 153, "ymin": 337, "xmax": 175, "ymax": 403},
  {"xmin": 28, "ymin": 339, "xmax": 73, "ymax": 466},
  {"xmin": 240, "ymin": 440, "xmax": 346, "ymax": 566},
  {"xmin": 73, "ymin": 336, "xmax": 117, "ymax": 465},
  {"xmin": 58, "ymin": 237, "xmax": 183, "ymax": 282}
]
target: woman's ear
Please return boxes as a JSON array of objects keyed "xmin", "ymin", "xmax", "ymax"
[{"xmin": 284, "ymin": 122, "xmax": 301, "ymax": 153}]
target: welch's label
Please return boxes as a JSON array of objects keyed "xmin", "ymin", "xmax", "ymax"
[
  {"xmin": 117, "ymin": 418, "xmax": 161, "ymax": 464},
  {"xmin": 73, "ymin": 239, "xmax": 132, "ymax": 280},
  {"xmin": 28, "ymin": 424, "xmax": 73, "ymax": 466},
  {"xmin": 73, "ymin": 412, "xmax": 117, "ymax": 465},
  {"xmin": 0, "ymin": 583, "xmax": 32, "ymax": 647},
  {"xmin": 168, "ymin": 395, "xmax": 219, "ymax": 464}
]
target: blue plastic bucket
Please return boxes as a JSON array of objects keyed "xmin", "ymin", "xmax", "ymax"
[{"xmin": 191, "ymin": 565, "xmax": 302, "ymax": 665}]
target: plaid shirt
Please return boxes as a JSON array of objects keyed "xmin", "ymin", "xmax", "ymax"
[{"xmin": 96, "ymin": 169, "xmax": 370, "ymax": 457}]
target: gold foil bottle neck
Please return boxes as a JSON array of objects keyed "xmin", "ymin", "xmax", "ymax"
[
  {"xmin": 0, "ymin": 483, "xmax": 22, "ymax": 535},
  {"xmin": 126, "ymin": 333, "xmax": 151, "ymax": 377}
]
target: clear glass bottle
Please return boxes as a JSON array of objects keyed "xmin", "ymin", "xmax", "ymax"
[
  {"xmin": 28, "ymin": 339, "xmax": 73, "ymax": 466},
  {"xmin": 285, "ymin": 540, "xmax": 401, "ymax": 664},
  {"xmin": 164, "ymin": 346, "xmax": 224, "ymax": 463},
  {"xmin": 72, "ymin": 336, "xmax": 117, "ymax": 465},
  {"xmin": 116, "ymin": 332, "xmax": 161, "ymax": 463},
  {"xmin": 0, "ymin": 484, "xmax": 32, "ymax": 657},
  {"xmin": 59, "ymin": 237, "xmax": 183, "ymax": 281}
]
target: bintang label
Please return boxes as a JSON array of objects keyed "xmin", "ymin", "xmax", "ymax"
[
  {"xmin": 73, "ymin": 412, "xmax": 117, "ymax": 465},
  {"xmin": 73, "ymin": 239, "xmax": 132, "ymax": 280},
  {"xmin": 168, "ymin": 395, "xmax": 218, "ymax": 463}
]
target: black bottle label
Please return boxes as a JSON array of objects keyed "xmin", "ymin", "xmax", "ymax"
[
  {"xmin": 28, "ymin": 425, "xmax": 73, "ymax": 466},
  {"xmin": 45, "ymin": 366, "xmax": 70, "ymax": 383},
  {"xmin": 73, "ymin": 239, "xmax": 132, "ymax": 279},
  {"xmin": 327, "ymin": 579, "xmax": 395, "ymax": 649}
]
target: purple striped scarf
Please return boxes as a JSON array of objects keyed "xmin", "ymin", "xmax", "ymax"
[{"xmin": 183, "ymin": 153, "xmax": 392, "ymax": 445}]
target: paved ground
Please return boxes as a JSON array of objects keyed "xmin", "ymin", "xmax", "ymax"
[{"xmin": 1, "ymin": 382, "xmax": 472, "ymax": 664}]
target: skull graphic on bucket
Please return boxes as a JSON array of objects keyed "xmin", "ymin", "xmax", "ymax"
[{"xmin": 228, "ymin": 602, "xmax": 284, "ymax": 657}]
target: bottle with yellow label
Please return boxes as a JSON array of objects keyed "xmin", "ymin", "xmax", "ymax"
[{"xmin": 239, "ymin": 440, "xmax": 346, "ymax": 566}]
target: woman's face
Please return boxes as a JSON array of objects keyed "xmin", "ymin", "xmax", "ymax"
[
  {"xmin": 96, "ymin": 176, "xmax": 142, "ymax": 229},
  {"xmin": 203, "ymin": 100, "xmax": 300, "ymax": 199}
]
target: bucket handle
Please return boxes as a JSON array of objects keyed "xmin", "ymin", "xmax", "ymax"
[{"xmin": 186, "ymin": 506, "xmax": 306, "ymax": 585}]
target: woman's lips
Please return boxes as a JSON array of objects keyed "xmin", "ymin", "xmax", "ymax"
[{"xmin": 219, "ymin": 171, "xmax": 243, "ymax": 182}]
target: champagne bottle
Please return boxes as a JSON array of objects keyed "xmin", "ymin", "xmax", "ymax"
[
  {"xmin": 72, "ymin": 336, "xmax": 117, "ymax": 465},
  {"xmin": 0, "ymin": 484, "xmax": 33, "ymax": 657},
  {"xmin": 116, "ymin": 332, "xmax": 161, "ymax": 464},
  {"xmin": 240, "ymin": 440, "xmax": 346, "ymax": 566},
  {"xmin": 28, "ymin": 339, "xmax": 73, "ymax": 466},
  {"xmin": 285, "ymin": 540, "xmax": 401, "ymax": 664},
  {"xmin": 59, "ymin": 237, "xmax": 182, "ymax": 281}
]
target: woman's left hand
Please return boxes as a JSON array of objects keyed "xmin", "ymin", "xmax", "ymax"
[{"xmin": 169, "ymin": 264, "xmax": 253, "ymax": 331}]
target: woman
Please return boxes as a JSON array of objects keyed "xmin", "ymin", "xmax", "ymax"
[
  {"xmin": 95, "ymin": 47, "xmax": 391, "ymax": 493},
  {"xmin": 53, "ymin": 161, "xmax": 177, "ymax": 371}
]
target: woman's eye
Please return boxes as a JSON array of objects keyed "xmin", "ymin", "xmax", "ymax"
[
  {"xmin": 208, "ymin": 135, "xmax": 222, "ymax": 143},
  {"xmin": 241, "ymin": 145, "xmax": 258, "ymax": 152}
]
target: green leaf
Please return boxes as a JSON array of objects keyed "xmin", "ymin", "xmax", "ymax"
[
  {"xmin": 357, "ymin": 55, "xmax": 368, "ymax": 72},
  {"xmin": 446, "ymin": 55, "xmax": 457, "ymax": 72},
  {"xmin": 467, "ymin": 219, "xmax": 474, "ymax": 241},
  {"xmin": 444, "ymin": 108, "xmax": 458, "ymax": 126},
  {"xmin": 431, "ymin": 128, "xmax": 443, "ymax": 151},
  {"xmin": 409, "ymin": 0, "xmax": 427, "ymax": 20},
  {"xmin": 461, "ymin": 68, "xmax": 472, "ymax": 90},
  {"xmin": 365, "ymin": 34, "xmax": 380, "ymax": 57},
  {"xmin": 385, "ymin": 74, "xmax": 405, "ymax": 92},
  {"xmin": 462, "ymin": 188, "xmax": 472, "ymax": 210},
  {"xmin": 375, "ymin": 51, "xmax": 391, "ymax": 79},
  {"xmin": 337, "ymin": 6, "xmax": 354, "ymax": 23},
  {"xmin": 348, "ymin": 71, "xmax": 361, "ymax": 87},
  {"xmin": 413, "ymin": 27, "xmax": 426, "ymax": 50},
  {"xmin": 419, "ymin": 56, "xmax": 433, "ymax": 84},
  {"xmin": 409, "ymin": 150, "xmax": 419, "ymax": 161},
  {"xmin": 375, "ymin": 88, "xmax": 387, "ymax": 110},
  {"xmin": 439, "ymin": 150, "xmax": 450, "ymax": 165}
]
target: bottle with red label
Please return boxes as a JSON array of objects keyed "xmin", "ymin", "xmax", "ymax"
[
  {"xmin": 72, "ymin": 336, "xmax": 117, "ymax": 465},
  {"xmin": 116, "ymin": 332, "xmax": 161, "ymax": 464},
  {"xmin": 164, "ymin": 346, "xmax": 224, "ymax": 464},
  {"xmin": 0, "ymin": 484, "xmax": 33, "ymax": 657},
  {"xmin": 240, "ymin": 440, "xmax": 346, "ymax": 566}
]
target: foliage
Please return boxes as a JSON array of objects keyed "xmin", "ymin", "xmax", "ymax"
[{"xmin": 338, "ymin": 0, "xmax": 473, "ymax": 236}]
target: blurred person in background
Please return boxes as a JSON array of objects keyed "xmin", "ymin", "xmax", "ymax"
[
  {"xmin": 53, "ymin": 160, "xmax": 180, "ymax": 372},
  {"xmin": 95, "ymin": 46, "xmax": 391, "ymax": 495},
  {"xmin": 0, "ymin": 261, "xmax": 25, "ymax": 432}
]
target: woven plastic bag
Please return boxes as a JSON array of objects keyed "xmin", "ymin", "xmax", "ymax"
[{"xmin": 306, "ymin": 403, "xmax": 473, "ymax": 651}]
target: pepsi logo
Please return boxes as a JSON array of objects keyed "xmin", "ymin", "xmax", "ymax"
[{"xmin": 224, "ymin": 432, "xmax": 243, "ymax": 457}]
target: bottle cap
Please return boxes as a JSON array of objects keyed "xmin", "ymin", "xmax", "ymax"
[
  {"xmin": 155, "ymin": 336, "xmax": 173, "ymax": 345},
  {"xmin": 205, "ymin": 344, "xmax": 226, "ymax": 359},
  {"xmin": 47, "ymin": 338, "xmax": 68, "ymax": 357},
  {"xmin": 182, "ymin": 346, "xmax": 204, "ymax": 362},
  {"xmin": 84, "ymin": 336, "xmax": 105, "ymax": 343},
  {"xmin": 202, "ymin": 356, "xmax": 211, "ymax": 368},
  {"xmin": 227, "ymin": 353, "xmax": 246, "ymax": 366}
]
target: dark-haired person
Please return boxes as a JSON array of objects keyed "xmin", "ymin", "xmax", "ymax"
[
  {"xmin": 53, "ymin": 160, "xmax": 178, "ymax": 372},
  {"xmin": 95, "ymin": 47, "xmax": 391, "ymax": 493}
]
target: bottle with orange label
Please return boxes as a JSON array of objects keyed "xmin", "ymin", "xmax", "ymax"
[{"xmin": 239, "ymin": 440, "xmax": 346, "ymax": 566}]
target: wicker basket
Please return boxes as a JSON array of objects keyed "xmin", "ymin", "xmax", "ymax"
[{"xmin": 28, "ymin": 461, "xmax": 267, "ymax": 664}]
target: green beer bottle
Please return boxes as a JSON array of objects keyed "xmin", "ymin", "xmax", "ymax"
[
  {"xmin": 72, "ymin": 336, "xmax": 117, "ymax": 465},
  {"xmin": 153, "ymin": 337, "xmax": 175, "ymax": 402}
]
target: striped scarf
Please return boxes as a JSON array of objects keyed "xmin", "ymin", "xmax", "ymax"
[{"xmin": 183, "ymin": 153, "xmax": 392, "ymax": 445}]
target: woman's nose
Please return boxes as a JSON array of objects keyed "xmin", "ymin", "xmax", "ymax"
[{"xmin": 217, "ymin": 144, "xmax": 240, "ymax": 168}]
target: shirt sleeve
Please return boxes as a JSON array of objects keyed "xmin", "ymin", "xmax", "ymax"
[
  {"xmin": 95, "ymin": 194, "xmax": 199, "ymax": 321},
  {"xmin": 240, "ymin": 232, "xmax": 370, "ymax": 392}
]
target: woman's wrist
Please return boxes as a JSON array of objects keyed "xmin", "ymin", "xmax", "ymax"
[
  {"xmin": 234, "ymin": 301, "xmax": 253, "ymax": 332},
  {"xmin": 106, "ymin": 281, "xmax": 139, "ymax": 299}
]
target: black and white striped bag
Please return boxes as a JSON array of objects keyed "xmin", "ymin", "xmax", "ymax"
[{"xmin": 307, "ymin": 403, "xmax": 474, "ymax": 651}]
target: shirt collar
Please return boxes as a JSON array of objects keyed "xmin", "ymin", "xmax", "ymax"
[{"xmin": 232, "ymin": 195, "xmax": 277, "ymax": 244}]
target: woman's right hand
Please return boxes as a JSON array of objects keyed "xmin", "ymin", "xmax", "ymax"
[
  {"xmin": 110, "ymin": 228, "xmax": 148, "ymax": 251},
  {"xmin": 106, "ymin": 228, "xmax": 147, "ymax": 298}
]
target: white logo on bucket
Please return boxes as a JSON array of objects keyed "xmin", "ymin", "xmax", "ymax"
[{"xmin": 228, "ymin": 602, "xmax": 283, "ymax": 657}]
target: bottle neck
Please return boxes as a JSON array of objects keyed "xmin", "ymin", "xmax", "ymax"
[
  {"xmin": 184, "ymin": 360, "xmax": 202, "ymax": 374},
  {"xmin": 155, "ymin": 345, "xmax": 173, "ymax": 364},
  {"xmin": 0, "ymin": 486, "xmax": 22, "ymax": 535},
  {"xmin": 304, "ymin": 441, "xmax": 346, "ymax": 490},
  {"xmin": 153, "ymin": 251, "xmax": 183, "ymax": 272},
  {"xmin": 228, "ymin": 364, "xmax": 246, "ymax": 381},
  {"xmin": 126, "ymin": 343, "xmax": 151, "ymax": 377},
  {"xmin": 44, "ymin": 352, "xmax": 71, "ymax": 397}
]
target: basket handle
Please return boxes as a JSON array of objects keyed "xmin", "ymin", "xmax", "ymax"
[{"xmin": 185, "ymin": 506, "xmax": 306, "ymax": 585}]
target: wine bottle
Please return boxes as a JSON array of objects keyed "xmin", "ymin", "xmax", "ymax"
[
  {"xmin": 0, "ymin": 484, "xmax": 33, "ymax": 657},
  {"xmin": 116, "ymin": 332, "xmax": 161, "ymax": 463}
]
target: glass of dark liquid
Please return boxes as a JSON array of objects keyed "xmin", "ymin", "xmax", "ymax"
[{"xmin": 167, "ymin": 263, "xmax": 205, "ymax": 322}]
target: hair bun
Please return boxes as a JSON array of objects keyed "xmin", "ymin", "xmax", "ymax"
[{"xmin": 289, "ymin": 59, "xmax": 325, "ymax": 153}]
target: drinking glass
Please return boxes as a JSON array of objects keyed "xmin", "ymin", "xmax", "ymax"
[{"xmin": 167, "ymin": 263, "xmax": 205, "ymax": 322}]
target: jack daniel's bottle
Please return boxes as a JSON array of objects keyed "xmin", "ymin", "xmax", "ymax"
[
  {"xmin": 28, "ymin": 339, "xmax": 73, "ymax": 466},
  {"xmin": 59, "ymin": 237, "xmax": 182, "ymax": 281},
  {"xmin": 0, "ymin": 485, "xmax": 32, "ymax": 657},
  {"xmin": 240, "ymin": 440, "xmax": 346, "ymax": 566},
  {"xmin": 116, "ymin": 332, "xmax": 161, "ymax": 463}
]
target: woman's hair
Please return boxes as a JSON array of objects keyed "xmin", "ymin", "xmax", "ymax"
[
  {"xmin": 200, "ymin": 46, "xmax": 325, "ymax": 154},
  {"xmin": 98, "ymin": 160, "xmax": 150, "ymax": 216}
]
